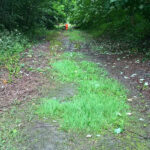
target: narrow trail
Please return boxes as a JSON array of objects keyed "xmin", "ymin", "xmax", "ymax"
[
  {"xmin": 23, "ymin": 35, "xmax": 97, "ymax": 150},
  {"xmin": 25, "ymin": 33, "xmax": 150, "ymax": 150},
  {"xmin": 1, "ymin": 31, "xmax": 150, "ymax": 150}
]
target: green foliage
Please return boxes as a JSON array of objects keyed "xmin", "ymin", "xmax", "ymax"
[
  {"xmin": 37, "ymin": 52, "xmax": 129, "ymax": 133},
  {"xmin": 5, "ymin": 55, "xmax": 21, "ymax": 81},
  {"xmin": 0, "ymin": 0, "xmax": 67, "ymax": 31},
  {"xmin": 69, "ymin": 0, "xmax": 150, "ymax": 54},
  {"xmin": 65, "ymin": 30, "xmax": 86, "ymax": 43},
  {"xmin": 0, "ymin": 30, "xmax": 30, "ymax": 81}
]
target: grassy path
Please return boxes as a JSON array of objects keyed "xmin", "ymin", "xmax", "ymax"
[{"xmin": 0, "ymin": 30, "xmax": 150, "ymax": 150}]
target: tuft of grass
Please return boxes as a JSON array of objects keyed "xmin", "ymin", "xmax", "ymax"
[{"xmin": 37, "ymin": 52, "xmax": 129, "ymax": 133}]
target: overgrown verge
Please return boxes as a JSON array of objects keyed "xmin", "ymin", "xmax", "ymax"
[
  {"xmin": 0, "ymin": 30, "xmax": 31, "ymax": 82},
  {"xmin": 0, "ymin": 29, "xmax": 62, "ymax": 150},
  {"xmin": 36, "ymin": 51, "xmax": 129, "ymax": 133}
]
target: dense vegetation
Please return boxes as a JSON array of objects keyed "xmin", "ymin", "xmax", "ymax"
[
  {"xmin": 70, "ymin": 0, "xmax": 150, "ymax": 37},
  {"xmin": 0, "ymin": 0, "xmax": 68, "ymax": 31},
  {"xmin": 69, "ymin": 0, "xmax": 150, "ymax": 54},
  {"xmin": 0, "ymin": 0, "xmax": 68, "ymax": 81}
]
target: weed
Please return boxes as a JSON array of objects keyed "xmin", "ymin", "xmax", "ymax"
[
  {"xmin": 49, "ymin": 40, "xmax": 62, "ymax": 56},
  {"xmin": 5, "ymin": 54, "xmax": 21, "ymax": 82}
]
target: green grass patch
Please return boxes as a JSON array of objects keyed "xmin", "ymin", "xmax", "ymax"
[
  {"xmin": 0, "ymin": 101, "xmax": 35, "ymax": 150},
  {"xmin": 46, "ymin": 30, "xmax": 61, "ymax": 41},
  {"xmin": 36, "ymin": 52, "xmax": 129, "ymax": 133},
  {"xmin": 64, "ymin": 30, "xmax": 86, "ymax": 43}
]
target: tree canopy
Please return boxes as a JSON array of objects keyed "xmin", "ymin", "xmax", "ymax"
[
  {"xmin": 0, "ymin": 0, "xmax": 150, "ymax": 43},
  {"xmin": 0, "ymin": 0, "xmax": 67, "ymax": 31}
]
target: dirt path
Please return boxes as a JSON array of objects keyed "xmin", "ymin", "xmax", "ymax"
[
  {"xmin": 26, "ymin": 33, "xmax": 150, "ymax": 150},
  {"xmin": 1, "ymin": 31, "xmax": 150, "ymax": 150}
]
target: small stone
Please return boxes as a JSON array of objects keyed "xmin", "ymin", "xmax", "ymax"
[
  {"xmin": 96, "ymin": 134, "xmax": 101, "ymax": 137},
  {"xmin": 52, "ymin": 120, "xmax": 57, "ymax": 123},
  {"xmin": 120, "ymin": 72, "xmax": 123, "ymax": 75},
  {"xmin": 127, "ymin": 98, "xmax": 133, "ymax": 102},
  {"xmin": 125, "ymin": 66, "xmax": 129, "ymax": 69},
  {"xmin": 86, "ymin": 134, "xmax": 92, "ymax": 138}
]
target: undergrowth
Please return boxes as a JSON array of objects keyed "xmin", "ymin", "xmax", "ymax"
[
  {"xmin": 36, "ymin": 52, "xmax": 129, "ymax": 133},
  {"xmin": 0, "ymin": 30, "xmax": 30, "ymax": 81}
]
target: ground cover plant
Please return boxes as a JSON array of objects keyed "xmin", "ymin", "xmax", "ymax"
[{"xmin": 37, "ymin": 52, "xmax": 129, "ymax": 133}]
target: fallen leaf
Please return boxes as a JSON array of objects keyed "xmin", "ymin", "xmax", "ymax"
[
  {"xmin": 2, "ymin": 79, "xmax": 7, "ymax": 85},
  {"xmin": 127, "ymin": 98, "xmax": 133, "ymax": 102}
]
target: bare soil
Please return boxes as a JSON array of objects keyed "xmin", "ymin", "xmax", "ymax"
[{"xmin": 0, "ymin": 42, "xmax": 50, "ymax": 109}]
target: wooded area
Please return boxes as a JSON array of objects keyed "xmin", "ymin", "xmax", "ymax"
[{"xmin": 0, "ymin": 0, "xmax": 150, "ymax": 53}]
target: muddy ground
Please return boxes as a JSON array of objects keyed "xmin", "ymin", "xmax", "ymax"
[{"xmin": 0, "ymin": 32, "xmax": 150, "ymax": 150}]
